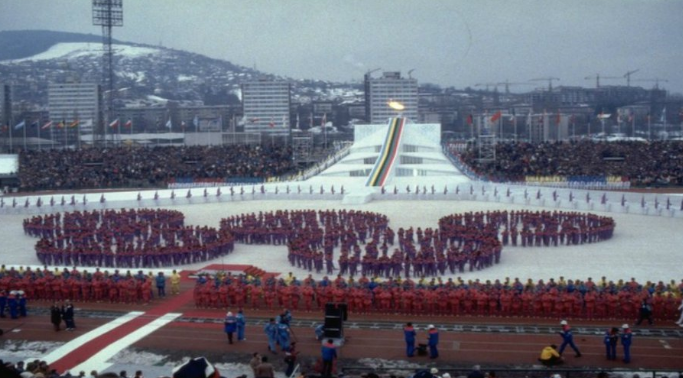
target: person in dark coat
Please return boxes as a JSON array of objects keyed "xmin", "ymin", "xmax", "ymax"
[
  {"xmin": 635, "ymin": 300, "xmax": 653, "ymax": 326},
  {"xmin": 63, "ymin": 300, "xmax": 76, "ymax": 331},
  {"xmin": 604, "ymin": 327, "xmax": 619, "ymax": 360},
  {"xmin": 50, "ymin": 302, "xmax": 62, "ymax": 331},
  {"xmin": 17, "ymin": 291, "xmax": 27, "ymax": 317},
  {"xmin": 0, "ymin": 289, "xmax": 7, "ymax": 317}
]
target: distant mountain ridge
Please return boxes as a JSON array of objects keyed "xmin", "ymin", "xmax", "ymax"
[
  {"xmin": 0, "ymin": 30, "xmax": 359, "ymax": 109},
  {"xmin": 0, "ymin": 30, "xmax": 118, "ymax": 61}
]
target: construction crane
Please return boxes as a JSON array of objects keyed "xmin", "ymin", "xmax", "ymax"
[
  {"xmin": 496, "ymin": 80, "xmax": 534, "ymax": 94},
  {"xmin": 407, "ymin": 69, "xmax": 416, "ymax": 79},
  {"xmin": 623, "ymin": 69, "xmax": 640, "ymax": 86},
  {"xmin": 475, "ymin": 83, "xmax": 499, "ymax": 92},
  {"xmin": 365, "ymin": 68, "xmax": 381, "ymax": 79},
  {"xmin": 584, "ymin": 74, "xmax": 620, "ymax": 88},
  {"xmin": 633, "ymin": 78, "xmax": 668, "ymax": 89},
  {"xmin": 530, "ymin": 77, "xmax": 560, "ymax": 91}
]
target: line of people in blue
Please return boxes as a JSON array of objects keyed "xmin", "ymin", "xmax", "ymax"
[
  {"xmin": 0, "ymin": 289, "xmax": 28, "ymax": 319},
  {"xmin": 403, "ymin": 322, "xmax": 440, "ymax": 359}
]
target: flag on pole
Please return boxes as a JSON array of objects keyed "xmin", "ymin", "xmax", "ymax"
[
  {"xmin": 165, "ymin": 118, "xmax": 172, "ymax": 129},
  {"xmin": 321, "ymin": 113, "xmax": 327, "ymax": 126},
  {"xmin": 124, "ymin": 119, "xmax": 133, "ymax": 128},
  {"xmin": 660, "ymin": 107, "xmax": 667, "ymax": 123},
  {"xmin": 30, "ymin": 120, "xmax": 39, "ymax": 128},
  {"xmin": 526, "ymin": 111, "xmax": 532, "ymax": 126},
  {"xmin": 193, "ymin": 115, "xmax": 199, "ymax": 129},
  {"xmin": 69, "ymin": 119, "xmax": 79, "ymax": 128},
  {"xmin": 555, "ymin": 112, "xmax": 561, "ymax": 125},
  {"xmin": 57, "ymin": 120, "xmax": 65, "ymax": 128},
  {"xmin": 268, "ymin": 117, "xmax": 275, "ymax": 128},
  {"xmin": 109, "ymin": 118, "xmax": 120, "ymax": 128},
  {"xmin": 466, "ymin": 114, "xmax": 473, "ymax": 126},
  {"xmin": 41, "ymin": 121, "xmax": 52, "ymax": 130},
  {"xmin": 490, "ymin": 110, "xmax": 502, "ymax": 123},
  {"xmin": 14, "ymin": 120, "xmax": 25, "ymax": 130}
]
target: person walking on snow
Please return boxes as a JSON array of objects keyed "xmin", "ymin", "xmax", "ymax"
[
  {"xmin": 264, "ymin": 318, "xmax": 278, "ymax": 354},
  {"xmin": 558, "ymin": 320, "xmax": 581, "ymax": 357},
  {"xmin": 620, "ymin": 324, "xmax": 633, "ymax": 363},
  {"xmin": 403, "ymin": 322, "xmax": 417, "ymax": 357},
  {"xmin": 427, "ymin": 324, "xmax": 439, "ymax": 359},
  {"xmin": 224, "ymin": 311, "xmax": 237, "ymax": 344},
  {"xmin": 236, "ymin": 309, "xmax": 246, "ymax": 341},
  {"xmin": 603, "ymin": 327, "xmax": 619, "ymax": 360}
]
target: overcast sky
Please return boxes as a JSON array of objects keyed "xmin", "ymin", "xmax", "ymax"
[{"xmin": 1, "ymin": 0, "xmax": 682, "ymax": 94}]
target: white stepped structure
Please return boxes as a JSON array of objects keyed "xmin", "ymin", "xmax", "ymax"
[{"xmin": 315, "ymin": 117, "xmax": 464, "ymax": 185}]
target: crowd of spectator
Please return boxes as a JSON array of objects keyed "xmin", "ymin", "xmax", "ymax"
[
  {"xmin": 456, "ymin": 140, "xmax": 683, "ymax": 186},
  {"xmin": 18, "ymin": 145, "xmax": 297, "ymax": 191},
  {"xmin": 0, "ymin": 360, "xmax": 149, "ymax": 378}
]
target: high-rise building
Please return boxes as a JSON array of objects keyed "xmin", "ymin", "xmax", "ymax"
[
  {"xmin": 0, "ymin": 84, "xmax": 11, "ymax": 128},
  {"xmin": 48, "ymin": 82, "xmax": 101, "ymax": 133},
  {"xmin": 242, "ymin": 78, "xmax": 291, "ymax": 133},
  {"xmin": 365, "ymin": 71, "xmax": 418, "ymax": 123}
]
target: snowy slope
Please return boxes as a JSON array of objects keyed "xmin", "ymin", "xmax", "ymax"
[{"xmin": 4, "ymin": 42, "xmax": 161, "ymax": 63}]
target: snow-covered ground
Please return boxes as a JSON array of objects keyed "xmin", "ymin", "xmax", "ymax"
[
  {"xmin": 2, "ymin": 195, "xmax": 682, "ymax": 283},
  {"xmin": 2, "ymin": 43, "xmax": 161, "ymax": 63}
]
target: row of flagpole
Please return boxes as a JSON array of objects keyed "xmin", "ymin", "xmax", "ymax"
[{"xmin": 3, "ymin": 185, "xmax": 683, "ymax": 216}]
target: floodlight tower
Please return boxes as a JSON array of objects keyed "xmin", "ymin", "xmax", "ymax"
[{"xmin": 92, "ymin": 0, "xmax": 123, "ymax": 147}]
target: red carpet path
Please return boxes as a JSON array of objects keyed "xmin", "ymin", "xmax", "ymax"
[
  {"xmin": 47, "ymin": 264, "xmax": 277, "ymax": 372},
  {"xmin": 49, "ymin": 288, "xmax": 194, "ymax": 372}
]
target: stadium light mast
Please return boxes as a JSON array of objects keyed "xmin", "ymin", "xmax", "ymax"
[{"xmin": 92, "ymin": 0, "xmax": 123, "ymax": 147}]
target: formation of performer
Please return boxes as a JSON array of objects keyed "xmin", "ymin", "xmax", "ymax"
[
  {"xmin": 191, "ymin": 271, "xmax": 683, "ymax": 321},
  {"xmin": 0, "ymin": 266, "xmax": 172, "ymax": 305},
  {"xmin": 23, "ymin": 209, "xmax": 235, "ymax": 268},
  {"xmin": 222, "ymin": 209, "xmax": 613, "ymax": 277}
]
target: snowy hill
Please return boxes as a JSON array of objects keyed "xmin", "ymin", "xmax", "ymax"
[
  {"xmin": 0, "ymin": 30, "xmax": 363, "ymax": 110},
  {"xmin": 6, "ymin": 42, "xmax": 161, "ymax": 63}
]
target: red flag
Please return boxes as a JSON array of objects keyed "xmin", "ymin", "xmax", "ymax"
[
  {"xmin": 490, "ymin": 111, "xmax": 502, "ymax": 123},
  {"xmin": 109, "ymin": 119, "xmax": 120, "ymax": 128},
  {"xmin": 466, "ymin": 114, "xmax": 473, "ymax": 125},
  {"xmin": 41, "ymin": 121, "xmax": 53, "ymax": 130},
  {"xmin": 555, "ymin": 112, "xmax": 561, "ymax": 125},
  {"xmin": 124, "ymin": 119, "xmax": 133, "ymax": 128}
]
